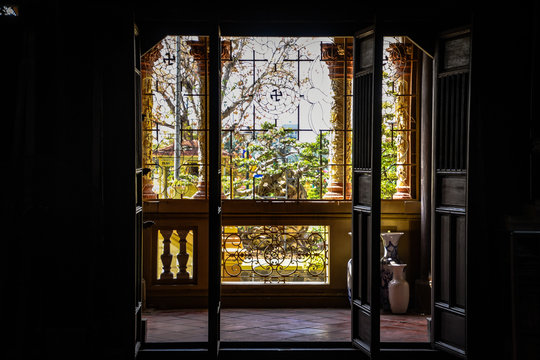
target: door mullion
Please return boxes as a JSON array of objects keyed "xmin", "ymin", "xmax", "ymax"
[
  {"xmin": 370, "ymin": 28, "xmax": 383, "ymax": 352},
  {"xmin": 208, "ymin": 26, "xmax": 222, "ymax": 357},
  {"xmin": 431, "ymin": 27, "xmax": 471, "ymax": 358},
  {"xmin": 351, "ymin": 26, "xmax": 382, "ymax": 357}
]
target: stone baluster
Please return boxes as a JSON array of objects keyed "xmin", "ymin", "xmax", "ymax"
[
  {"xmin": 176, "ymin": 229, "xmax": 191, "ymax": 279},
  {"xmin": 159, "ymin": 229, "xmax": 174, "ymax": 279}
]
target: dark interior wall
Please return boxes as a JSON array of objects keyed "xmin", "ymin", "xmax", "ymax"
[
  {"xmin": 1, "ymin": 1, "xmax": 538, "ymax": 360},
  {"xmin": 93, "ymin": 5, "xmax": 139, "ymax": 360},
  {"xmin": 466, "ymin": 4, "xmax": 539, "ymax": 359},
  {"xmin": 533, "ymin": 2, "xmax": 540, "ymax": 207},
  {"xmin": 2, "ymin": 2, "xmax": 137, "ymax": 359},
  {"xmin": 3, "ymin": 2, "xmax": 97, "ymax": 358}
]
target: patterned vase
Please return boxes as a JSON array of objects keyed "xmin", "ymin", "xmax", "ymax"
[
  {"xmin": 380, "ymin": 232, "xmax": 404, "ymax": 312},
  {"xmin": 347, "ymin": 232, "xmax": 352, "ymax": 306},
  {"xmin": 347, "ymin": 258, "xmax": 352, "ymax": 306},
  {"xmin": 388, "ymin": 263, "xmax": 409, "ymax": 314}
]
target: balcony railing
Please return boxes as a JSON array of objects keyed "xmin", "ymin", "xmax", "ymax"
[
  {"xmin": 222, "ymin": 225, "xmax": 329, "ymax": 284},
  {"xmin": 142, "ymin": 200, "xmax": 352, "ymax": 308},
  {"xmin": 155, "ymin": 227, "xmax": 197, "ymax": 283}
]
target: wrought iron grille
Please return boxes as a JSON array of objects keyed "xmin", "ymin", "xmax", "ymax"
[{"xmin": 222, "ymin": 225, "xmax": 329, "ymax": 284}]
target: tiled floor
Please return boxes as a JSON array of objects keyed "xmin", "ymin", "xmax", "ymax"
[{"xmin": 143, "ymin": 308, "xmax": 429, "ymax": 343}]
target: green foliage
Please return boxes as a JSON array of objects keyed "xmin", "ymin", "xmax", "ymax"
[
  {"xmin": 381, "ymin": 121, "xmax": 398, "ymax": 199},
  {"xmin": 297, "ymin": 132, "xmax": 329, "ymax": 199},
  {"xmin": 170, "ymin": 172, "xmax": 198, "ymax": 198},
  {"xmin": 381, "ymin": 70, "xmax": 398, "ymax": 199},
  {"xmin": 227, "ymin": 122, "xmax": 329, "ymax": 199}
]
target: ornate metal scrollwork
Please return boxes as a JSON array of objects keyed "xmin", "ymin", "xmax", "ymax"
[{"xmin": 222, "ymin": 225, "xmax": 329, "ymax": 283}]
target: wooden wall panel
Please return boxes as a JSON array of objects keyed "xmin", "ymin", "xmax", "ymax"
[
  {"xmin": 442, "ymin": 36, "xmax": 470, "ymax": 70},
  {"xmin": 439, "ymin": 175, "xmax": 466, "ymax": 207},
  {"xmin": 355, "ymin": 307, "xmax": 372, "ymax": 344},
  {"xmin": 355, "ymin": 173, "xmax": 372, "ymax": 206},
  {"xmin": 455, "ymin": 216, "xmax": 466, "ymax": 308},
  {"xmin": 438, "ymin": 214, "xmax": 451, "ymax": 304},
  {"xmin": 436, "ymin": 309, "xmax": 466, "ymax": 351}
]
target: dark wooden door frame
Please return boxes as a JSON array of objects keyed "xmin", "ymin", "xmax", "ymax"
[
  {"xmin": 430, "ymin": 26, "xmax": 472, "ymax": 358},
  {"xmin": 350, "ymin": 25, "xmax": 382, "ymax": 357},
  {"xmin": 134, "ymin": 17, "xmax": 471, "ymax": 360}
]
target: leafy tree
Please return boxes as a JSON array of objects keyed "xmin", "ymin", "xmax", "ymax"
[
  {"xmin": 229, "ymin": 122, "xmax": 329, "ymax": 199},
  {"xmin": 147, "ymin": 36, "xmax": 337, "ymax": 199}
]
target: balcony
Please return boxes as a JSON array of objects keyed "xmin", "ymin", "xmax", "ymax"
[
  {"xmin": 143, "ymin": 199, "xmax": 352, "ymax": 308},
  {"xmin": 142, "ymin": 198, "xmax": 428, "ymax": 344}
]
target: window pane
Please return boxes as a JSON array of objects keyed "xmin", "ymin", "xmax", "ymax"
[
  {"xmin": 381, "ymin": 36, "xmax": 421, "ymax": 200},
  {"xmin": 221, "ymin": 36, "xmax": 353, "ymax": 200},
  {"xmin": 142, "ymin": 36, "xmax": 209, "ymax": 199},
  {"xmin": 142, "ymin": 36, "xmax": 353, "ymax": 201}
]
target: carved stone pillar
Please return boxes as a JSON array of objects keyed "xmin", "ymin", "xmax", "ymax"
[
  {"xmin": 189, "ymin": 39, "xmax": 230, "ymax": 199},
  {"xmin": 388, "ymin": 42, "xmax": 414, "ymax": 200},
  {"xmin": 321, "ymin": 39, "xmax": 353, "ymax": 200},
  {"xmin": 187, "ymin": 39, "xmax": 209, "ymax": 199},
  {"xmin": 141, "ymin": 44, "xmax": 162, "ymax": 200},
  {"xmin": 393, "ymin": 79, "xmax": 412, "ymax": 200}
]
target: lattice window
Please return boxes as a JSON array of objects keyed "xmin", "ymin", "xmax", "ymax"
[
  {"xmin": 221, "ymin": 36, "xmax": 353, "ymax": 200},
  {"xmin": 141, "ymin": 36, "xmax": 353, "ymax": 201},
  {"xmin": 142, "ymin": 36, "xmax": 209, "ymax": 199}
]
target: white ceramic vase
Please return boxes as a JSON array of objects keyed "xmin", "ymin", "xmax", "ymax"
[
  {"xmin": 380, "ymin": 232, "xmax": 404, "ymax": 311},
  {"xmin": 388, "ymin": 263, "xmax": 409, "ymax": 314}
]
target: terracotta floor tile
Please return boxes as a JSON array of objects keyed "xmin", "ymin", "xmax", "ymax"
[
  {"xmin": 288, "ymin": 327, "xmax": 328, "ymax": 335},
  {"xmin": 143, "ymin": 308, "xmax": 428, "ymax": 343}
]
